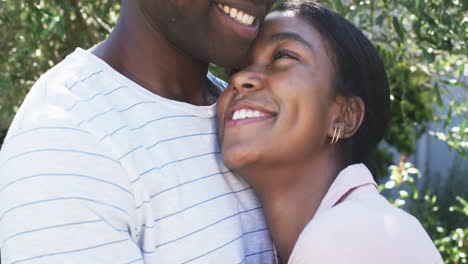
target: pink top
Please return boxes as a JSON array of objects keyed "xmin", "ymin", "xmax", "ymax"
[{"xmin": 285, "ymin": 164, "xmax": 443, "ymax": 264}]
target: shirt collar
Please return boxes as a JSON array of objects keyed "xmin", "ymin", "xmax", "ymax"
[{"xmin": 315, "ymin": 164, "xmax": 378, "ymax": 216}]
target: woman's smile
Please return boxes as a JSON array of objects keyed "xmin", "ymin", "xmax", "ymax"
[{"xmin": 224, "ymin": 99, "xmax": 277, "ymax": 127}]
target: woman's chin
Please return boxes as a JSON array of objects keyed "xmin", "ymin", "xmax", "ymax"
[{"xmin": 221, "ymin": 147, "xmax": 259, "ymax": 173}]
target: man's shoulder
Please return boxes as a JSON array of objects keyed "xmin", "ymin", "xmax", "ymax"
[
  {"xmin": 24, "ymin": 48, "xmax": 108, "ymax": 107},
  {"xmin": 4, "ymin": 48, "xmax": 118, "ymax": 138},
  {"xmin": 40, "ymin": 48, "xmax": 106, "ymax": 90}
]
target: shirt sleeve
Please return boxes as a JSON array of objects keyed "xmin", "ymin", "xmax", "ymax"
[
  {"xmin": 0, "ymin": 120, "xmax": 143, "ymax": 264},
  {"xmin": 288, "ymin": 200, "xmax": 444, "ymax": 264}
]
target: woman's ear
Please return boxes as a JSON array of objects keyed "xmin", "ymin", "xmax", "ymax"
[
  {"xmin": 328, "ymin": 96, "xmax": 365, "ymax": 141},
  {"xmin": 342, "ymin": 96, "xmax": 365, "ymax": 138}
]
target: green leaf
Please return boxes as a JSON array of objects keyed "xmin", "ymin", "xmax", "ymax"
[
  {"xmin": 392, "ymin": 16, "xmax": 405, "ymax": 43},
  {"xmin": 434, "ymin": 82, "xmax": 444, "ymax": 110},
  {"xmin": 333, "ymin": 0, "xmax": 345, "ymax": 13},
  {"xmin": 414, "ymin": 0, "xmax": 420, "ymax": 11}
]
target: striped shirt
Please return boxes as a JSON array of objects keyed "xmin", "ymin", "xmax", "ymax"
[{"xmin": 0, "ymin": 48, "xmax": 273, "ymax": 264}]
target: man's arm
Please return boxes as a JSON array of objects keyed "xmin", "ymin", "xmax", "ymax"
[{"xmin": 0, "ymin": 123, "xmax": 143, "ymax": 264}]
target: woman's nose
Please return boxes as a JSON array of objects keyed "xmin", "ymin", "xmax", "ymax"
[{"xmin": 230, "ymin": 68, "xmax": 264, "ymax": 94}]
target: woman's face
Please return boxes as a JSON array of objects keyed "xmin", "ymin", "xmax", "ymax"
[{"xmin": 217, "ymin": 11, "xmax": 337, "ymax": 171}]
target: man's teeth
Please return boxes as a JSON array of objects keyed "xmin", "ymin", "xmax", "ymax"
[
  {"xmin": 217, "ymin": 3, "xmax": 256, "ymax": 26},
  {"xmin": 232, "ymin": 109, "xmax": 264, "ymax": 120}
]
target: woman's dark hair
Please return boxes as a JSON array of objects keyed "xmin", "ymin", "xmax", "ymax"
[{"xmin": 278, "ymin": 1, "xmax": 391, "ymax": 176}]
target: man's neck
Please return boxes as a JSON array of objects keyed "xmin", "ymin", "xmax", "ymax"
[{"xmin": 92, "ymin": 1, "xmax": 210, "ymax": 106}]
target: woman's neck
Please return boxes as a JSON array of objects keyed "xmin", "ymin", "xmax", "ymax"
[{"xmin": 240, "ymin": 153, "xmax": 341, "ymax": 262}]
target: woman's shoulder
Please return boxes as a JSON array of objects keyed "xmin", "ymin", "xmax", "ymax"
[
  {"xmin": 311, "ymin": 195, "xmax": 426, "ymax": 239},
  {"xmin": 288, "ymin": 194, "xmax": 443, "ymax": 264},
  {"xmin": 324, "ymin": 191, "xmax": 420, "ymax": 228}
]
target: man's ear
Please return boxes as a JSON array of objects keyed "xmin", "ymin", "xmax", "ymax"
[{"xmin": 328, "ymin": 95, "xmax": 365, "ymax": 140}]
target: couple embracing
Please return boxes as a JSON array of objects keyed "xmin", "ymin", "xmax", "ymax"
[{"xmin": 0, "ymin": 0, "xmax": 442, "ymax": 263}]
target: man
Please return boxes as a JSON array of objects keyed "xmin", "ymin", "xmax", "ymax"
[{"xmin": 0, "ymin": 0, "xmax": 276, "ymax": 263}]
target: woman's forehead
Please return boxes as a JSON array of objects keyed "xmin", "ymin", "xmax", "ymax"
[{"xmin": 255, "ymin": 12, "xmax": 325, "ymax": 52}]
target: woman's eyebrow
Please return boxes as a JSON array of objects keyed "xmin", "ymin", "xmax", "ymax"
[{"xmin": 268, "ymin": 32, "xmax": 315, "ymax": 52}]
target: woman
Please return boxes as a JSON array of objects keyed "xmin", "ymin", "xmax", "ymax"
[{"xmin": 216, "ymin": 1, "xmax": 443, "ymax": 263}]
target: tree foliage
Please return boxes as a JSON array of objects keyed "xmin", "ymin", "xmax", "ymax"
[{"xmin": 0, "ymin": 0, "xmax": 120, "ymax": 138}]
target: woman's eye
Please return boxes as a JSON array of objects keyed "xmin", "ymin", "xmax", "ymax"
[{"xmin": 273, "ymin": 50, "xmax": 299, "ymax": 61}]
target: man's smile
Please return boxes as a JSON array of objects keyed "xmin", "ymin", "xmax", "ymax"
[{"xmin": 217, "ymin": 3, "xmax": 256, "ymax": 26}]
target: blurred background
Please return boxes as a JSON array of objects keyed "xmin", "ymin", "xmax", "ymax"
[{"xmin": 0, "ymin": 0, "xmax": 466, "ymax": 263}]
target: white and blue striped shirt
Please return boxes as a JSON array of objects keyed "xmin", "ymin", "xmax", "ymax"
[{"xmin": 0, "ymin": 48, "xmax": 273, "ymax": 264}]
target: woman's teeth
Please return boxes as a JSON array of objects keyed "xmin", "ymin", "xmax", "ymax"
[
  {"xmin": 232, "ymin": 109, "xmax": 264, "ymax": 120},
  {"xmin": 217, "ymin": 3, "xmax": 256, "ymax": 26}
]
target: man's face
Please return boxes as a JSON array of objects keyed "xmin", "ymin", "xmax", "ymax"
[{"xmin": 138, "ymin": 0, "xmax": 277, "ymax": 68}]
